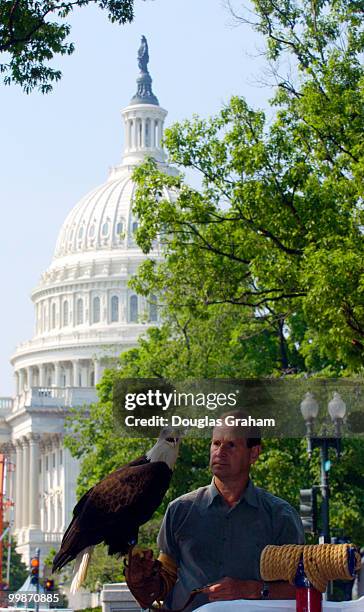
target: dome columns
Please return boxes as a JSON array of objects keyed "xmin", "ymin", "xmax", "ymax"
[
  {"xmin": 121, "ymin": 104, "xmax": 168, "ymax": 165},
  {"xmin": 14, "ymin": 359, "xmax": 101, "ymax": 398}
]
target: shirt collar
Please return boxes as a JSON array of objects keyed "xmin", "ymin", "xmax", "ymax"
[{"xmin": 206, "ymin": 478, "xmax": 259, "ymax": 508}]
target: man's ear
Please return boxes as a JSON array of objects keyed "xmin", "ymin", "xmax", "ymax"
[{"xmin": 249, "ymin": 444, "xmax": 261, "ymax": 465}]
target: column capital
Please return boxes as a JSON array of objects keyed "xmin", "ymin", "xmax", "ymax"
[
  {"xmin": 28, "ymin": 433, "xmax": 41, "ymax": 445},
  {"xmin": 53, "ymin": 433, "xmax": 63, "ymax": 448},
  {"xmin": 1, "ymin": 442, "xmax": 15, "ymax": 454},
  {"xmin": 14, "ymin": 438, "xmax": 23, "ymax": 450},
  {"xmin": 18, "ymin": 436, "xmax": 30, "ymax": 449},
  {"xmin": 40, "ymin": 434, "xmax": 53, "ymax": 453}
]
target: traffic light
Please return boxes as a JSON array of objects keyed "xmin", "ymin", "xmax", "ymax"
[
  {"xmin": 299, "ymin": 487, "xmax": 318, "ymax": 534},
  {"xmin": 45, "ymin": 579, "xmax": 54, "ymax": 592},
  {"xmin": 30, "ymin": 556, "xmax": 40, "ymax": 585}
]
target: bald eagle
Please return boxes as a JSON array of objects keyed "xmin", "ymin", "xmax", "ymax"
[{"xmin": 52, "ymin": 430, "xmax": 181, "ymax": 592}]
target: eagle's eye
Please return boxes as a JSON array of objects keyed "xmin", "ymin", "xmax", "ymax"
[{"xmin": 166, "ymin": 437, "xmax": 176, "ymax": 443}]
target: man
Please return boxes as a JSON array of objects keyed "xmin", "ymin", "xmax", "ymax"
[{"xmin": 126, "ymin": 413, "xmax": 304, "ymax": 610}]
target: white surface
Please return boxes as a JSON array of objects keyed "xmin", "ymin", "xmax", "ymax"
[{"xmin": 196, "ymin": 597, "xmax": 364, "ymax": 611}]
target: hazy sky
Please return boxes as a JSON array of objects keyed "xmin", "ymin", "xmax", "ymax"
[{"xmin": 0, "ymin": 0, "xmax": 273, "ymax": 395}]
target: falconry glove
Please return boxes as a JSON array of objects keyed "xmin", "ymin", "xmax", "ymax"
[{"xmin": 124, "ymin": 547, "xmax": 176, "ymax": 609}]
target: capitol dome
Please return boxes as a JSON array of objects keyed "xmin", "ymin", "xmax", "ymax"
[
  {"xmin": 11, "ymin": 37, "xmax": 177, "ymax": 395},
  {"xmin": 0, "ymin": 36, "xmax": 180, "ymax": 577}
]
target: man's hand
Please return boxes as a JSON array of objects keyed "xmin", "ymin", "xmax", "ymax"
[{"xmin": 202, "ymin": 577, "xmax": 262, "ymax": 600}]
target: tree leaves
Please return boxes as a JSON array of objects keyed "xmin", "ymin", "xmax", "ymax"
[{"xmin": 0, "ymin": 0, "xmax": 138, "ymax": 92}]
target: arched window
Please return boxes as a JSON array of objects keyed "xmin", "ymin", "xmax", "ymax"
[
  {"xmin": 129, "ymin": 120, "xmax": 133, "ymax": 148},
  {"xmin": 132, "ymin": 221, "xmax": 138, "ymax": 234},
  {"xmin": 145, "ymin": 119, "xmax": 150, "ymax": 147},
  {"xmin": 51, "ymin": 303, "xmax": 56, "ymax": 329},
  {"xmin": 102, "ymin": 222, "xmax": 109, "ymax": 236},
  {"xmin": 40, "ymin": 303, "xmax": 44, "ymax": 333},
  {"xmin": 111, "ymin": 295, "xmax": 119, "ymax": 322},
  {"xmin": 63, "ymin": 301, "xmax": 69, "ymax": 326},
  {"xmin": 77, "ymin": 298, "xmax": 83, "ymax": 325},
  {"xmin": 93, "ymin": 296, "xmax": 100, "ymax": 323},
  {"xmin": 116, "ymin": 221, "xmax": 124, "ymax": 235},
  {"xmin": 149, "ymin": 295, "xmax": 158, "ymax": 322},
  {"xmin": 154, "ymin": 120, "xmax": 159, "ymax": 146},
  {"xmin": 130, "ymin": 295, "xmax": 138, "ymax": 322}
]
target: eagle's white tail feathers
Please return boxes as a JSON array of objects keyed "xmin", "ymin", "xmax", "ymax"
[{"xmin": 70, "ymin": 546, "xmax": 94, "ymax": 594}]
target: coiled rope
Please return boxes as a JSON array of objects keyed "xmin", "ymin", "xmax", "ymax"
[{"xmin": 260, "ymin": 544, "xmax": 361, "ymax": 593}]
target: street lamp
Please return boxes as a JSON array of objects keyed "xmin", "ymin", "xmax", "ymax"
[{"xmin": 300, "ymin": 391, "xmax": 346, "ymax": 544}]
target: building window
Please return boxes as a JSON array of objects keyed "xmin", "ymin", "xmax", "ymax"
[
  {"xmin": 40, "ymin": 303, "xmax": 44, "ymax": 333},
  {"xmin": 154, "ymin": 120, "xmax": 159, "ymax": 146},
  {"xmin": 78, "ymin": 226, "xmax": 84, "ymax": 239},
  {"xmin": 93, "ymin": 296, "xmax": 100, "ymax": 323},
  {"xmin": 129, "ymin": 120, "xmax": 133, "ymax": 147},
  {"xmin": 90, "ymin": 371, "xmax": 95, "ymax": 386},
  {"xmin": 59, "ymin": 449, "xmax": 63, "ymax": 465},
  {"xmin": 111, "ymin": 296, "xmax": 119, "ymax": 322},
  {"xmin": 63, "ymin": 301, "xmax": 69, "ymax": 326},
  {"xmin": 46, "ymin": 456, "xmax": 49, "ymax": 472},
  {"xmin": 132, "ymin": 221, "xmax": 138, "ymax": 234},
  {"xmin": 102, "ymin": 222, "xmax": 109, "ymax": 236},
  {"xmin": 52, "ymin": 453, "xmax": 56, "ymax": 469},
  {"xmin": 51, "ymin": 303, "xmax": 56, "ymax": 329},
  {"xmin": 77, "ymin": 298, "xmax": 83, "ymax": 324},
  {"xmin": 116, "ymin": 221, "xmax": 124, "ymax": 235},
  {"xmin": 149, "ymin": 295, "xmax": 158, "ymax": 322},
  {"xmin": 130, "ymin": 295, "xmax": 138, "ymax": 322},
  {"xmin": 89, "ymin": 224, "xmax": 95, "ymax": 238},
  {"xmin": 39, "ymin": 459, "xmax": 42, "ymax": 473},
  {"xmin": 145, "ymin": 119, "xmax": 150, "ymax": 147}
]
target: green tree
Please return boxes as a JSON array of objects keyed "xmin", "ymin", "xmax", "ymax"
[
  {"xmin": 119, "ymin": 305, "xmax": 288, "ymax": 379},
  {"xmin": 0, "ymin": 0, "xmax": 145, "ymax": 92},
  {"xmin": 3, "ymin": 537, "xmax": 28, "ymax": 590},
  {"xmin": 130, "ymin": 0, "xmax": 364, "ymax": 373}
]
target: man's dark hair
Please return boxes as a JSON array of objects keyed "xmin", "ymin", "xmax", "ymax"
[{"xmin": 219, "ymin": 410, "xmax": 262, "ymax": 448}]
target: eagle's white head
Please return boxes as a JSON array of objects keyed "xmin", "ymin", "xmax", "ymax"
[{"xmin": 146, "ymin": 427, "xmax": 182, "ymax": 469}]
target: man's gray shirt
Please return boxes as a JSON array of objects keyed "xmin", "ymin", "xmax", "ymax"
[{"xmin": 157, "ymin": 479, "xmax": 304, "ymax": 611}]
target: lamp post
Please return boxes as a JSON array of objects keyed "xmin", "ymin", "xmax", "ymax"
[{"xmin": 300, "ymin": 391, "xmax": 346, "ymax": 544}]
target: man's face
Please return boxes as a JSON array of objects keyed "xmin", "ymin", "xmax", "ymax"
[{"xmin": 209, "ymin": 426, "xmax": 260, "ymax": 481}]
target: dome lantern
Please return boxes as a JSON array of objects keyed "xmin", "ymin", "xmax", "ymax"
[{"xmin": 121, "ymin": 36, "xmax": 167, "ymax": 166}]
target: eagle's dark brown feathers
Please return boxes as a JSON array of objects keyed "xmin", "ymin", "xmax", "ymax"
[{"xmin": 52, "ymin": 456, "xmax": 172, "ymax": 573}]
